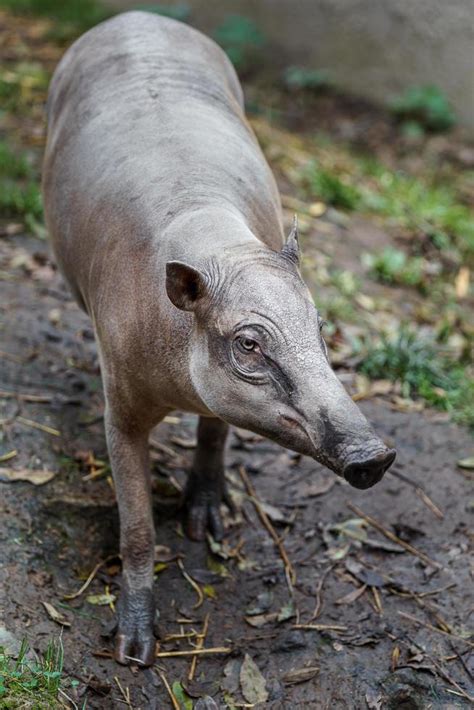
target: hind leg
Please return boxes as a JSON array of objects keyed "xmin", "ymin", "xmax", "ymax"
[{"xmin": 184, "ymin": 416, "xmax": 233, "ymax": 541}]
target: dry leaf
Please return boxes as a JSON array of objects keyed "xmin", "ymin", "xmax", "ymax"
[
  {"xmin": 303, "ymin": 476, "xmax": 335, "ymax": 497},
  {"xmin": 86, "ymin": 593, "xmax": 116, "ymax": 606},
  {"xmin": 240, "ymin": 654, "xmax": 268, "ymax": 705},
  {"xmin": 282, "ymin": 666, "xmax": 319, "ymax": 685},
  {"xmin": 42, "ymin": 601, "xmax": 71, "ymax": 627},
  {"xmin": 365, "ymin": 688, "xmax": 383, "ymax": 709},
  {"xmin": 0, "ymin": 468, "xmax": 56, "ymax": 486},
  {"xmin": 457, "ymin": 457, "xmax": 474, "ymax": 470},
  {"xmin": 336, "ymin": 584, "xmax": 367, "ymax": 605}
]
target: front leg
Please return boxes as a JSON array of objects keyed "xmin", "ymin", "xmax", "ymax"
[
  {"xmin": 184, "ymin": 416, "xmax": 232, "ymax": 541},
  {"xmin": 105, "ymin": 409, "xmax": 156, "ymax": 666}
]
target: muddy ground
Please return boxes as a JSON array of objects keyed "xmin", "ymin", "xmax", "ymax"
[
  {"xmin": 1, "ymin": 6, "xmax": 474, "ymax": 710},
  {"xmin": 1, "ymin": 234, "xmax": 473, "ymax": 709}
]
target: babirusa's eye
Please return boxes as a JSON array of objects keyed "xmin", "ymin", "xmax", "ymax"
[{"xmin": 239, "ymin": 337, "xmax": 258, "ymax": 352}]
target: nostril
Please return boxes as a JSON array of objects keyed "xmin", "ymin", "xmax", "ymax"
[{"xmin": 344, "ymin": 448, "xmax": 396, "ymax": 490}]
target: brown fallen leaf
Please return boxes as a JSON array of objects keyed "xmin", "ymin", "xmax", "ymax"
[
  {"xmin": 42, "ymin": 601, "xmax": 71, "ymax": 627},
  {"xmin": 0, "ymin": 468, "xmax": 56, "ymax": 486},
  {"xmin": 282, "ymin": 666, "xmax": 319, "ymax": 685},
  {"xmin": 335, "ymin": 584, "xmax": 367, "ymax": 605},
  {"xmin": 303, "ymin": 476, "xmax": 335, "ymax": 497},
  {"xmin": 245, "ymin": 613, "xmax": 278, "ymax": 628}
]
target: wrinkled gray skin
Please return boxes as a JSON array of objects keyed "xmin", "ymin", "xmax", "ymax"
[{"xmin": 43, "ymin": 12, "xmax": 395, "ymax": 666}]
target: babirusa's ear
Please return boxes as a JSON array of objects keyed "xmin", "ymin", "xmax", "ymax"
[
  {"xmin": 166, "ymin": 261, "xmax": 208, "ymax": 311},
  {"xmin": 280, "ymin": 214, "xmax": 299, "ymax": 266}
]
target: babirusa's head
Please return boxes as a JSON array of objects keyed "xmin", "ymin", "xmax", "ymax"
[{"xmin": 166, "ymin": 219, "xmax": 395, "ymax": 489}]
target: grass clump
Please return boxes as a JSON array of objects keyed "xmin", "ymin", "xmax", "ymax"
[
  {"xmin": 390, "ymin": 85, "xmax": 456, "ymax": 132},
  {"xmin": 360, "ymin": 164, "xmax": 474, "ymax": 258},
  {"xmin": 359, "ymin": 327, "xmax": 474, "ymax": 428},
  {"xmin": 0, "ymin": 638, "xmax": 66, "ymax": 708},
  {"xmin": 213, "ymin": 15, "xmax": 265, "ymax": 73},
  {"xmin": 0, "ymin": 0, "xmax": 112, "ymax": 41},
  {"xmin": 283, "ymin": 66, "xmax": 332, "ymax": 92},
  {"xmin": 305, "ymin": 161, "xmax": 361, "ymax": 210},
  {"xmin": 362, "ymin": 248, "xmax": 425, "ymax": 289},
  {"xmin": 0, "ymin": 141, "xmax": 42, "ymax": 220},
  {"xmin": 0, "ymin": 61, "xmax": 49, "ymax": 112}
]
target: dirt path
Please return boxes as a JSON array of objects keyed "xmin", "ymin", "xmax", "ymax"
[{"xmin": 1, "ymin": 232, "xmax": 473, "ymax": 708}]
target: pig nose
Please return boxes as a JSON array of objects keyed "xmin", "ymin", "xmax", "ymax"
[{"xmin": 343, "ymin": 449, "xmax": 396, "ymax": 490}]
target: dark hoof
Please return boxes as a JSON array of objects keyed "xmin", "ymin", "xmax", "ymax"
[
  {"xmin": 113, "ymin": 586, "xmax": 156, "ymax": 667},
  {"xmin": 184, "ymin": 474, "xmax": 234, "ymax": 542}
]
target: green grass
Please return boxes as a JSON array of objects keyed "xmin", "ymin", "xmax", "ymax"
[
  {"xmin": 359, "ymin": 327, "xmax": 474, "ymax": 428},
  {"xmin": 390, "ymin": 85, "xmax": 456, "ymax": 132},
  {"xmin": 360, "ymin": 164, "xmax": 474, "ymax": 258},
  {"xmin": 362, "ymin": 248, "xmax": 426, "ymax": 289},
  {"xmin": 0, "ymin": 638, "xmax": 66, "ymax": 708},
  {"xmin": 305, "ymin": 161, "xmax": 361, "ymax": 210},
  {"xmin": 283, "ymin": 66, "xmax": 332, "ymax": 92},
  {"xmin": 0, "ymin": 0, "xmax": 111, "ymax": 40},
  {"xmin": 0, "ymin": 61, "xmax": 49, "ymax": 112},
  {"xmin": 0, "ymin": 141, "xmax": 42, "ymax": 220},
  {"xmin": 213, "ymin": 15, "xmax": 265, "ymax": 73}
]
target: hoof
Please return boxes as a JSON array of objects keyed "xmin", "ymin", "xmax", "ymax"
[
  {"xmin": 113, "ymin": 586, "xmax": 156, "ymax": 667},
  {"xmin": 184, "ymin": 474, "xmax": 234, "ymax": 542}
]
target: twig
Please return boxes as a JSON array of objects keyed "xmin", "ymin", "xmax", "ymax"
[
  {"xmin": 239, "ymin": 466, "xmax": 296, "ymax": 588},
  {"xmin": 0, "ymin": 449, "xmax": 17, "ymax": 462},
  {"xmin": 388, "ymin": 469, "xmax": 443, "ymax": 519},
  {"xmin": 347, "ymin": 502, "xmax": 441, "ymax": 569},
  {"xmin": 449, "ymin": 641, "xmax": 474, "ymax": 681},
  {"xmin": 156, "ymin": 670, "xmax": 180, "ymax": 710},
  {"xmin": 63, "ymin": 555, "xmax": 118, "ymax": 600},
  {"xmin": 292, "ymin": 624, "xmax": 347, "ymax": 631},
  {"xmin": 156, "ymin": 647, "xmax": 231, "ymax": 657},
  {"xmin": 0, "ymin": 350, "xmax": 24, "ymax": 364},
  {"xmin": 311, "ymin": 564, "xmax": 334, "ymax": 620},
  {"xmin": 177, "ymin": 559, "xmax": 204, "ymax": 609},
  {"xmin": 397, "ymin": 611, "xmax": 474, "ymax": 649},
  {"xmin": 427, "ymin": 654, "xmax": 474, "ymax": 703},
  {"xmin": 16, "ymin": 416, "xmax": 60, "ymax": 437},
  {"xmin": 114, "ymin": 676, "xmax": 133, "ymax": 709},
  {"xmin": 149, "ymin": 437, "xmax": 178, "ymax": 459},
  {"xmin": 188, "ymin": 613, "xmax": 209, "ymax": 681},
  {"xmin": 0, "ymin": 389, "xmax": 54, "ymax": 403}
]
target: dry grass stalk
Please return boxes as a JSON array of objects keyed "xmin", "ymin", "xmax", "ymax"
[
  {"xmin": 398, "ymin": 611, "xmax": 474, "ymax": 649},
  {"xmin": 177, "ymin": 559, "xmax": 204, "ymax": 609},
  {"xmin": 156, "ymin": 647, "xmax": 231, "ymax": 658},
  {"xmin": 347, "ymin": 502, "xmax": 441, "ymax": 568},
  {"xmin": 188, "ymin": 613, "xmax": 210, "ymax": 680},
  {"xmin": 156, "ymin": 669, "xmax": 180, "ymax": 710},
  {"xmin": 239, "ymin": 465, "xmax": 296, "ymax": 588}
]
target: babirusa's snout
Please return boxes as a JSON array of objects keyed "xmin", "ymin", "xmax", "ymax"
[{"xmin": 343, "ymin": 448, "xmax": 396, "ymax": 489}]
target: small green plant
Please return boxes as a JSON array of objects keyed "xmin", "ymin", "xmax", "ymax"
[
  {"xmin": 135, "ymin": 4, "xmax": 190, "ymax": 22},
  {"xmin": 362, "ymin": 248, "xmax": 425, "ymax": 288},
  {"xmin": 305, "ymin": 161, "xmax": 361, "ymax": 210},
  {"xmin": 390, "ymin": 85, "xmax": 456, "ymax": 132},
  {"xmin": 283, "ymin": 66, "xmax": 332, "ymax": 92},
  {"xmin": 0, "ymin": 0, "xmax": 112, "ymax": 41},
  {"xmin": 359, "ymin": 327, "xmax": 474, "ymax": 427},
  {"xmin": 0, "ymin": 141, "xmax": 42, "ymax": 220},
  {"xmin": 213, "ymin": 15, "xmax": 265, "ymax": 73},
  {"xmin": 0, "ymin": 61, "xmax": 49, "ymax": 112},
  {"xmin": 0, "ymin": 638, "xmax": 65, "ymax": 708},
  {"xmin": 359, "ymin": 165, "xmax": 474, "ymax": 258}
]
